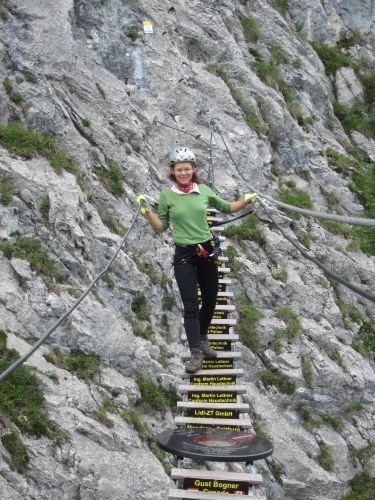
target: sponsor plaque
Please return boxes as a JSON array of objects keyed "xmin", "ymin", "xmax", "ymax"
[
  {"xmin": 212, "ymin": 310, "xmax": 228, "ymax": 320},
  {"xmin": 208, "ymin": 324, "xmax": 230, "ymax": 335},
  {"xmin": 208, "ymin": 339, "xmax": 232, "ymax": 351},
  {"xmin": 190, "ymin": 374, "xmax": 236, "ymax": 386},
  {"xmin": 187, "ymin": 408, "xmax": 240, "ymax": 419},
  {"xmin": 186, "ymin": 423, "xmax": 243, "ymax": 432},
  {"xmin": 183, "ymin": 477, "xmax": 248, "ymax": 495},
  {"xmin": 202, "ymin": 358, "xmax": 234, "ymax": 370},
  {"xmin": 188, "ymin": 391, "xmax": 237, "ymax": 403}
]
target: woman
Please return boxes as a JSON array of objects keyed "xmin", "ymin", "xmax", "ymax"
[{"xmin": 136, "ymin": 147, "xmax": 257, "ymax": 373}]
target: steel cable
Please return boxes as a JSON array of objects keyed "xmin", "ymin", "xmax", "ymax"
[
  {"xmin": 258, "ymin": 200, "xmax": 375, "ymax": 303},
  {"xmin": 0, "ymin": 208, "xmax": 142, "ymax": 382},
  {"xmin": 212, "ymin": 124, "xmax": 375, "ymax": 228}
]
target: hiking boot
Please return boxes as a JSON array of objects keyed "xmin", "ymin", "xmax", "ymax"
[
  {"xmin": 185, "ymin": 348, "xmax": 203, "ymax": 374},
  {"xmin": 201, "ymin": 337, "xmax": 217, "ymax": 359}
]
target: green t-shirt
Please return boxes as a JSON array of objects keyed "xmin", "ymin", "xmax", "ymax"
[{"xmin": 157, "ymin": 184, "xmax": 231, "ymax": 245}]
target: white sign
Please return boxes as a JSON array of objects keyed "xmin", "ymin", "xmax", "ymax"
[{"xmin": 143, "ymin": 21, "xmax": 154, "ymax": 34}]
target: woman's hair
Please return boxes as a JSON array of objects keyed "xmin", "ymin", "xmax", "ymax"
[{"xmin": 169, "ymin": 163, "xmax": 202, "ymax": 184}]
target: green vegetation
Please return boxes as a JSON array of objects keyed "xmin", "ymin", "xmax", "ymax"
[
  {"xmin": 320, "ymin": 220, "xmax": 353, "ymax": 237},
  {"xmin": 248, "ymin": 47, "xmax": 263, "ymax": 62},
  {"xmin": 352, "ymin": 443, "xmax": 375, "ymax": 465},
  {"xmin": 88, "ymin": 398, "xmax": 117, "ymax": 428},
  {"xmin": 125, "ymin": 314, "xmax": 152, "ymax": 339},
  {"xmin": 241, "ymin": 17, "xmax": 261, "ymax": 43},
  {"xmin": 0, "ymin": 237, "xmax": 65, "ymax": 285},
  {"xmin": 96, "ymin": 83, "xmax": 106, "ymax": 98},
  {"xmin": 252, "ymin": 60, "xmax": 280, "ymax": 88},
  {"xmin": 237, "ymin": 296, "xmax": 263, "ymax": 351},
  {"xmin": 0, "ymin": 177, "xmax": 14, "ymax": 205},
  {"xmin": 253, "ymin": 421, "xmax": 270, "ymax": 440},
  {"xmin": 336, "ymin": 299, "xmax": 362, "ymax": 324},
  {"xmin": 1, "ymin": 432, "xmax": 29, "ymax": 473},
  {"xmin": 224, "ymin": 215, "xmax": 266, "ymax": 246},
  {"xmin": 272, "ymin": 307, "xmax": 301, "ymax": 354},
  {"xmin": 24, "ymin": 72, "xmax": 37, "ymax": 84},
  {"xmin": 46, "ymin": 371, "xmax": 59, "ymax": 384},
  {"xmin": 316, "ymin": 442, "xmax": 334, "ymax": 471},
  {"xmin": 123, "ymin": 409, "xmax": 149, "ymax": 441},
  {"xmin": 343, "ymin": 470, "xmax": 375, "ymax": 500},
  {"xmin": 225, "ymin": 245, "xmax": 245, "ymax": 278},
  {"xmin": 298, "ymin": 406, "xmax": 322, "ymax": 431},
  {"xmin": 0, "ymin": 125, "xmax": 82, "ymax": 183},
  {"xmin": 260, "ymin": 368, "xmax": 296, "ymax": 394},
  {"xmin": 206, "ymin": 65, "xmax": 267, "ymax": 134},
  {"xmin": 310, "ymin": 42, "xmax": 351, "ymax": 76},
  {"xmin": 319, "ymin": 186, "xmax": 340, "ymax": 210},
  {"xmin": 277, "ymin": 187, "xmax": 314, "ymax": 219},
  {"xmin": 272, "ymin": 268, "xmax": 288, "ymax": 283},
  {"xmin": 329, "ymin": 350, "xmax": 346, "ymax": 371},
  {"xmin": 81, "ymin": 118, "xmax": 90, "ymax": 128},
  {"xmin": 102, "ymin": 274, "xmax": 115, "ymax": 290},
  {"xmin": 127, "ymin": 27, "xmax": 140, "ymax": 42},
  {"xmin": 0, "ymin": 0, "xmax": 9, "ymax": 20},
  {"xmin": 96, "ymin": 160, "xmax": 124, "ymax": 197},
  {"xmin": 269, "ymin": 45, "xmax": 289, "ymax": 65},
  {"xmin": 40, "ymin": 196, "xmax": 50, "ymax": 217},
  {"xmin": 0, "ymin": 330, "xmax": 49, "ymax": 436},
  {"xmin": 162, "ymin": 296, "xmax": 175, "ymax": 311},
  {"xmin": 271, "ymin": 0, "xmax": 289, "ymax": 18},
  {"xmin": 137, "ymin": 377, "xmax": 179, "ymax": 411},
  {"xmin": 352, "ymin": 322, "xmax": 375, "ymax": 360},
  {"xmin": 43, "ymin": 346, "xmax": 101, "ymax": 384},
  {"xmin": 135, "ymin": 259, "xmax": 160, "ymax": 284},
  {"xmin": 321, "ymin": 414, "xmax": 343, "ymax": 431},
  {"xmin": 97, "ymin": 207, "xmax": 125, "ymax": 235},
  {"xmin": 131, "ymin": 294, "xmax": 151, "ymax": 321},
  {"xmin": 3, "ymin": 76, "xmax": 23, "ymax": 105},
  {"xmin": 301, "ymin": 357, "xmax": 313, "ymax": 386}
]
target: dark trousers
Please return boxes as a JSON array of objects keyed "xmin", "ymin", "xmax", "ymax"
[{"xmin": 174, "ymin": 244, "xmax": 219, "ymax": 350}]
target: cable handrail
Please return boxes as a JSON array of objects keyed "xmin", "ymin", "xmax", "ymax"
[{"xmin": 0, "ymin": 208, "xmax": 141, "ymax": 383}]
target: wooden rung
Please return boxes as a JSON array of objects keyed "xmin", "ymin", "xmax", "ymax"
[
  {"xmin": 207, "ymin": 216, "xmax": 224, "ymax": 222},
  {"xmin": 218, "ymin": 278, "xmax": 231, "ymax": 285},
  {"xmin": 217, "ymin": 267, "xmax": 231, "ymax": 273},
  {"xmin": 198, "ymin": 291, "xmax": 233, "ymax": 297},
  {"xmin": 210, "ymin": 226, "xmax": 225, "ymax": 231},
  {"xmin": 177, "ymin": 402, "xmax": 249, "ymax": 412},
  {"xmin": 211, "ymin": 318, "xmax": 237, "ymax": 325},
  {"xmin": 171, "ymin": 468, "xmax": 263, "ymax": 484},
  {"xmin": 178, "ymin": 385, "xmax": 247, "ymax": 393},
  {"xmin": 214, "ymin": 304, "xmax": 235, "ymax": 311},
  {"xmin": 198, "ymin": 304, "xmax": 235, "ymax": 311},
  {"xmin": 175, "ymin": 417, "xmax": 252, "ymax": 427},
  {"xmin": 181, "ymin": 351, "xmax": 241, "ymax": 360},
  {"xmin": 180, "ymin": 334, "xmax": 239, "ymax": 341},
  {"xmin": 169, "ymin": 490, "xmax": 265, "ymax": 499},
  {"xmin": 218, "ymin": 236, "xmax": 226, "ymax": 241},
  {"xmin": 180, "ymin": 368, "xmax": 243, "ymax": 378},
  {"xmin": 219, "ymin": 256, "xmax": 228, "ymax": 262}
]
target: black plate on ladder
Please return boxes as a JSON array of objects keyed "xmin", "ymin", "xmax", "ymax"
[{"xmin": 156, "ymin": 428, "xmax": 273, "ymax": 462}]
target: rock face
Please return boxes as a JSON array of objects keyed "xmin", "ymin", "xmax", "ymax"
[{"xmin": 0, "ymin": 1, "xmax": 374, "ymax": 499}]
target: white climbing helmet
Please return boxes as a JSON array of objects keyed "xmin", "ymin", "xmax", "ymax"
[{"xmin": 169, "ymin": 146, "xmax": 196, "ymax": 165}]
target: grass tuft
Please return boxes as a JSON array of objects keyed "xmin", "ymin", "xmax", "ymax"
[
  {"xmin": 237, "ymin": 296, "xmax": 263, "ymax": 352},
  {"xmin": 241, "ymin": 17, "xmax": 261, "ymax": 43},
  {"xmin": 1, "ymin": 432, "xmax": 29, "ymax": 473},
  {"xmin": 260, "ymin": 368, "xmax": 296, "ymax": 394},
  {"xmin": 0, "ymin": 237, "xmax": 65, "ymax": 285},
  {"xmin": 96, "ymin": 160, "xmax": 124, "ymax": 197},
  {"xmin": 224, "ymin": 215, "xmax": 266, "ymax": 245},
  {"xmin": 0, "ymin": 331, "xmax": 49, "ymax": 436},
  {"xmin": 43, "ymin": 346, "xmax": 101, "ymax": 384}
]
